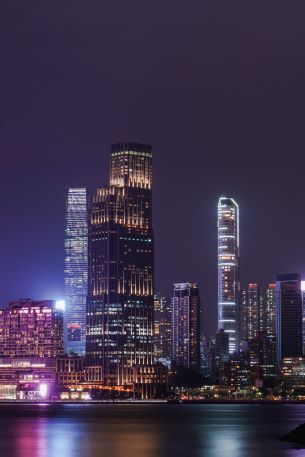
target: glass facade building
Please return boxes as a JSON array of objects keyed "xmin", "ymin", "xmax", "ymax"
[
  {"xmin": 276, "ymin": 274, "xmax": 303, "ymax": 365},
  {"xmin": 87, "ymin": 142, "xmax": 154, "ymax": 385},
  {"xmin": 64, "ymin": 188, "xmax": 88, "ymax": 355},
  {"xmin": 217, "ymin": 197, "xmax": 240, "ymax": 353},
  {"xmin": 171, "ymin": 283, "xmax": 201, "ymax": 371}
]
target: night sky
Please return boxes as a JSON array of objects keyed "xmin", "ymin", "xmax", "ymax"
[{"xmin": 1, "ymin": 1, "xmax": 305, "ymax": 336}]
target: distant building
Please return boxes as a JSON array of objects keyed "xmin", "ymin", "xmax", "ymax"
[
  {"xmin": 200, "ymin": 337, "xmax": 214, "ymax": 378},
  {"xmin": 262, "ymin": 283, "xmax": 276, "ymax": 339},
  {"xmin": 281, "ymin": 357, "xmax": 305, "ymax": 389},
  {"xmin": 249, "ymin": 332, "xmax": 276, "ymax": 386},
  {"xmin": 154, "ymin": 294, "xmax": 171, "ymax": 361},
  {"xmin": 242, "ymin": 283, "xmax": 260, "ymax": 341},
  {"xmin": 64, "ymin": 188, "xmax": 88, "ymax": 356},
  {"xmin": 215, "ymin": 329, "xmax": 229, "ymax": 384},
  {"xmin": 171, "ymin": 283, "xmax": 200, "ymax": 371},
  {"xmin": 225, "ymin": 350, "xmax": 251, "ymax": 388},
  {"xmin": 276, "ymin": 274, "xmax": 303, "ymax": 365},
  {"xmin": 215, "ymin": 329, "xmax": 229, "ymax": 363},
  {"xmin": 217, "ymin": 197, "xmax": 240, "ymax": 353},
  {"xmin": 87, "ymin": 143, "xmax": 154, "ymax": 385},
  {"xmin": 0, "ymin": 300, "xmax": 64, "ymax": 358}
]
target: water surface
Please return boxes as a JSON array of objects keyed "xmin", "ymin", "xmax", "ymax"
[{"xmin": 0, "ymin": 403, "xmax": 304, "ymax": 456}]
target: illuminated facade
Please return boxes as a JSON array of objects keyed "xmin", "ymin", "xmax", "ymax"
[
  {"xmin": 241, "ymin": 283, "xmax": 276, "ymax": 343},
  {"xmin": 242, "ymin": 283, "xmax": 260, "ymax": 341},
  {"xmin": 263, "ymin": 283, "xmax": 276, "ymax": 338},
  {"xmin": 64, "ymin": 188, "xmax": 88, "ymax": 355},
  {"xmin": 154, "ymin": 294, "xmax": 171, "ymax": 361},
  {"xmin": 217, "ymin": 197, "xmax": 240, "ymax": 353},
  {"xmin": 171, "ymin": 283, "xmax": 200, "ymax": 371},
  {"xmin": 281, "ymin": 357, "xmax": 305, "ymax": 389},
  {"xmin": 87, "ymin": 142, "xmax": 154, "ymax": 385},
  {"xmin": 276, "ymin": 274, "xmax": 303, "ymax": 365},
  {"xmin": 0, "ymin": 300, "xmax": 64, "ymax": 357},
  {"xmin": 0, "ymin": 357, "xmax": 56, "ymax": 400}
]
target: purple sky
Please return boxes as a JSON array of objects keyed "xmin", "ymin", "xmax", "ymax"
[{"xmin": 1, "ymin": 1, "xmax": 305, "ymax": 335}]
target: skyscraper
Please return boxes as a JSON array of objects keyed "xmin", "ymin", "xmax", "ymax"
[
  {"xmin": 171, "ymin": 283, "xmax": 200, "ymax": 371},
  {"xmin": 217, "ymin": 197, "xmax": 240, "ymax": 353},
  {"xmin": 242, "ymin": 283, "xmax": 260, "ymax": 342},
  {"xmin": 241, "ymin": 283, "xmax": 276, "ymax": 343},
  {"xmin": 276, "ymin": 274, "xmax": 303, "ymax": 365},
  {"xmin": 154, "ymin": 294, "xmax": 171, "ymax": 361},
  {"xmin": 64, "ymin": 188, "xmax": 88, "ymax": 356},
  {"xmin": 87, "ymin": 142, "xmax": 154, "ymax": 385},
  {"xmin": 262, "ymin": 283, "xmax": 276, "ymax": 339}
]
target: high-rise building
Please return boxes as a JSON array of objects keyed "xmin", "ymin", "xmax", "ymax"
[
  {"xmin": 64, "ymin": 188, "xmax": 88, "ymax": 356},
  {"xmin": 276, "ymin": 274, "xmax": 303, "ymax": 365},
  {"xmin": 242, "ymin": 283, "xmax": 260, "ymax": 341},
  {"xmin": 87, "ymin": 142, "xmax": 154, "ymax": 385},
  {"xmin": 215, "ymin": 328, "xmax": 229, "ymax": 385},
  {"xmin": 0, "ymin": 300, "xmax": 64, "ymax": 357},
  {"xmin": 241, "ymin": 283, "xmax": 276, "ymax": 343},
  {"xmin": 302, "ymin": 281, "xmax": 305, "ymax": 355},
  {"xmin": 171, "ymin": 283, "xmax": 200, "ymax": 371},
  {"xmin": 249, "ymin": 332, "xmax": 276, "ymax": 386},
  {"xmin": 154, "ymin": 294, "xmax": 171, "ymax": 361},
  {"xmin": 217, "ymin": 197, "xmax": 240, "ymax": 353},
  {"xmin": 262, "ymin": 283, "xmax": 276, "ymax": 339}
]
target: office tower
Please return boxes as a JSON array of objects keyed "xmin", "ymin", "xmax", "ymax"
[
  {"xmin": 0, "ymin": 300, "xmax": 64, "ymax": 357},
  {"xmin": 301, "ymin": 281, "xmax": 305, "ymax": 355},
  {"xmin": 276, "ymin": 274, "xmax": 303, "ymax": 365},
  {"xmin": 249, "ymin": 332, "xmax": 276, "ymax": 386},
  {"xmin": 64, "ymin": 188, "xmax": 89, "ymax": 356},
  {"xmin": 262, "ymin": 283, "xmax": 276, "ymax": 338},
  {"xmin": 87, "ymin": 142, "xmax": 154, "ymax": 385},
  {"xmin": 171, "ymin": 283, "xmax": 200, "ymax": 371},
  {"xmin": 241, "ymin": 283, "xmax": 276, "ymax": 342},
  {"xmin": 217, "ymin": 197, "xmax": 240, "ymax": 353},
  {"xmin": 215, "ymin": 328, "xmax": 229, "ymax": 360},
  {"xmin": 226, "ymin": 350, "xmax": 251, "ymax": 388},
  {"xmin": 242, "ymin": 283, "xmax": 260, "ymax": 341},
  {"xmin": 215, "ymin": 329, "xmax": 229, "ymax": 384},
  {"xmin": 154, "ymin": 294, "xmax": 171, "ymax": 360}
]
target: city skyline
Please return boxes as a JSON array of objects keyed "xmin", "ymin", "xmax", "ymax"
[
  {"xmin": 2, "ymin": 2, "xmax": 305, "ymax": 340},
  {"xmin": 1, "ymin": 2, "xmax": 305, "ymax": 455},
  {"xmin": 0, "ymin": 173, "xmax": 304, "ymax": 339}
]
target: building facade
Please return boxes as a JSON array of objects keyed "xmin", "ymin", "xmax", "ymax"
[
  {"xmin": 154, "ymin": 294, "xmax": 171, "ymax": 361},
  {"xmin": 171, "ymin": 283, "xmax": 200, "ymax": 371},
  {"xmin": 217, "ymin": 197, "xmax": 240, "ymax": 353},
  {"xmin": 0, "ymin": 357, "xmax": 56, "ymax": 400},
  {"xmin": 262, "ymin": 283, "xmax": 276, "ymax": 339},
  {"xmin": 87, "ymin": 142, "xmax": 154, "ymax": 385},
  {"xmin": 64, "ymin": 188, "xmax": 88, "ymax": 356},
  {"xmin": 0, "ymin": 300, "xmax": 64, "ymax": 358},
  {"xmin": 276, "ymin": 274, "xmax": 303, "ymax": 365},
  {"xmin": 242, "ymin": 283, "xmax": 260, "ymax": 342}
]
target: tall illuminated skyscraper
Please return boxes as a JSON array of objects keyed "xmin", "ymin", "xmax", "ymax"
[
  {"xmin": 87, "ymin": 142, "xmax": 154, "ymax": 385},
  {"xmin": 217, "ymin": 197, "xmax": 240, "ymax": 353},
  {"xmin": 64, "ymin": 188, "xmax": 88, "ymax": 356}
]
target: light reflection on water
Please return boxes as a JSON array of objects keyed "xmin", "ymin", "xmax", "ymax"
[{"xmin": 0, "ymin": 404, "xmax": 304, "ymax": 457}]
